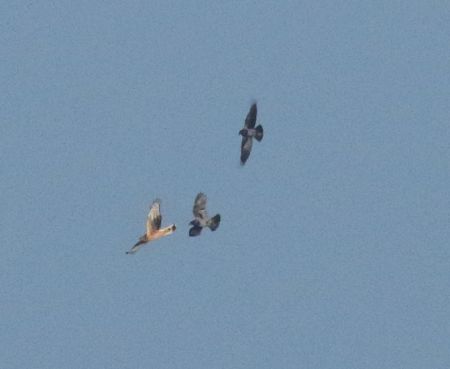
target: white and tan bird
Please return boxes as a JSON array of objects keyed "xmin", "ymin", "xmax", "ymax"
[{"xmin": 126, "ymin": 199, "xmax": 176, "ymax": 254}]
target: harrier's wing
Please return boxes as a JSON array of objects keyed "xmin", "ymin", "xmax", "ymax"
[
  {"xmin": 146, "ymin": 199, "xmax": 162, "ymax": 234},
  {"xmin": 126, "ymin": 239, "xmax": 146, "ymax": 255},
  {"xmin": 240, "ymin": 136, "xmax": 253, "ymax": 165},
  {"xmin": 193, "ymin": 192, "xmax": 208, "ymax": 220},
  {"xmin": 244, "ymin": 103, "xmax": 257, "ymax": 129}
]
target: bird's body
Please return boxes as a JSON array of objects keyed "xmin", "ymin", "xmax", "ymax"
[
  {"xmin": 239, "ymin": 102, "xmax": 263, "ymax": 165},
  {"xmin": 126, "ymin": 199, "xmax": 176, "ymax": 254},
  {"xmin": 189, "ymin": 193, "xmax": 221, "ymax": 237}
]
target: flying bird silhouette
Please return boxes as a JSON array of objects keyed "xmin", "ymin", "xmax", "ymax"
[
  {"xmin": 126, "ymin": 199, "xmax": 176, "ymax": 254},
  {"xmin": 239, "ymin": 102, "xmax": 263, "ymax": 165},
  {"xmin": 189, "ymin": 193, "xmax": 221, "ymax": 237}
]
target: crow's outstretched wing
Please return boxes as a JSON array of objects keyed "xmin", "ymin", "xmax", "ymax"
[
  {"xmin": 244, "ymin": 103, "xmax": 257, "ymax": 129},
  {"xmin": 189, "ymin": 225, "xmax": 203, "ymax": 237},
  {"xmin": 240, "ymin": 136, "xmax": 253, "ymax": 165},
  {"xmin": 193, "ymin": 192, "xmax": 208, "ymax": 220}
]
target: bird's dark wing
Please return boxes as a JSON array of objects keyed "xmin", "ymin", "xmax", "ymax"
[
  {"xmin": 193, "ymin": 192, "xmax": 208, "ymax": 219},
  {"xmin": 240, "ymin": 136, "xmax": 253, "ymax": 165},
  {"xmin": 207, "ymin": 214, "xmax": 221, "ymax": 231},
  {"xmin": 244, "ymin": 103, "xmax": 257, "ymax": 129},
  {"xmin": 189, "ymin": 225, "xmax": 203, "ymax": 237}
]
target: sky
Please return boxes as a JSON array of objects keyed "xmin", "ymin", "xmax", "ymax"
[{"xmin": 1, "ymin": 1, "xmax": 449, "ymax": 368}]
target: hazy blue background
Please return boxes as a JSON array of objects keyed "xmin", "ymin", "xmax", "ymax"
[{"xmin": 1, "ymin": 1, "xmax": 449, "ymax": 368}]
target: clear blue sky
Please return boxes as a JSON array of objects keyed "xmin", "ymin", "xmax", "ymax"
[{"xmin": 1, "ymin": 1, "xmax": 449, "ymax": 368}]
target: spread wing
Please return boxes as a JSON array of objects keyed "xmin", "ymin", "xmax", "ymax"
[
  {"xmin": 245, "ymin": 103, "xmax": 257, "ymax": 129},
  {"xmin": 193, "ymin": 192, "xmax": 208, "ymax": 220},
  {"xmin": 126, "ymin": 238, "xmax": 146, "ymax": 255},
  {"xmin": 189, "ymin": 225, "xmax": 203, "ymax": 237},
  {"xmin": 146, "ymin": 199, "xmax": 162, "ymax": 234},
  {"xmin": 240, "ymin": 136, "xmax": 253, "ymax": 165}
]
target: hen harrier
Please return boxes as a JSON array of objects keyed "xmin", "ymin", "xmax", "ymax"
[
  {"xmin": 239, "ymin": 102, "xmax": 264, "ymax": 165},
  {"xmin": 189, "ymin": 193, "xmax": 221, "ymax": 237},
  {"xmin": 126, "ymin": 199, "xmax": 176, "ymax": 254}
]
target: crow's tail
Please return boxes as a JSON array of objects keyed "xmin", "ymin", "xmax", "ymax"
[{"xmin": 255, "ymin": 125, "xmax": 263, "ymax": 142}]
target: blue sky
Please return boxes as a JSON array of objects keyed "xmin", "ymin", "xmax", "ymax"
[{"xmin": 1, "ymin": 1, "xmax": 449, "ymax": 368}]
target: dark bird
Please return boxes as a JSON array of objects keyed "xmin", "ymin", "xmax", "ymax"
[
  {"xmin": 239, "ymin": 102, "xmax": 263, "ymax": 165},
  {"xmin": 189, "ymin": 193, "xmax": 221, "ymax": 237},
  {"xmin": 126, "ymin": 199, "xmax": 176, "ymax": 254}
]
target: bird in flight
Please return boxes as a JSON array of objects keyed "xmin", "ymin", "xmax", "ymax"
[
  {"xmin": 126, "ymin": 199, "xmax": 176, "ymax": 254},
  {"xmin": 239, "ymin": 102, "xmax": 264, "ymax": 165},
  {"xmin": 189, "ymin": 193, "xmax": 221, "ymax": 237}
]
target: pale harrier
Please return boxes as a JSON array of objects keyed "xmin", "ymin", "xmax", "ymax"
[{"xmin": 126, "ymin": 199, "xmax": 176, "ymax": 254}]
